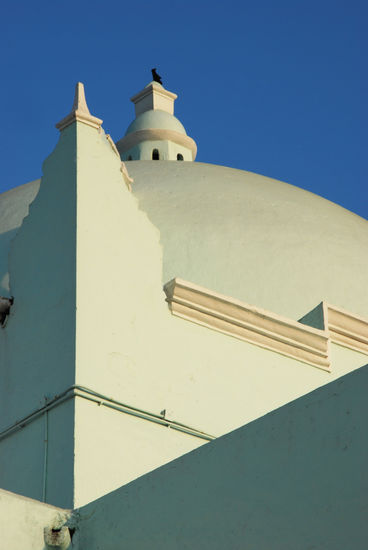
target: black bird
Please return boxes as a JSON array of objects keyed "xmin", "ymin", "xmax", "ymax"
[
  {"xmin": 0, "ymin": 296, "xmax": 13, "ymax": 325},
  {"xmin": 151, "ymin": 68, "xmax": 163, "ymax": 85}
]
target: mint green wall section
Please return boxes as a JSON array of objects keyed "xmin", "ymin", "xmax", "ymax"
[
  {"xmin": 299, "ymin": 302, "xmax": 325, "ymax": 329},
  {"xmin": 0, "ymin": 418, "xmax": 45, "ymax": 499},
  {"xmin": 1, "ymin": 124, "xmax": 77, "ymax": 426},
  {"xmin": 0, "ymin": 401, "xmax": 75, "ymax": 509},
  {"xmin": 0, "ymin": 180, "xmax": 40, "ymax": 296},
  {"xmin": 119, "ymin": 143, "xmax": 141, "ymax": 160},
  {"xmin": 0, "ymin": 489, "xmax": 70, "ymax": 550},
  {"xmin": 43, "ymin": 401, "xmax": 75, "ymax": 508},
  {"xmin": 0, "ymin": 125, "xmax": 78, "ymax": 508},
  {"xmin": 75, "ymin": 363, "xmax": 368, "ymax": 550}
]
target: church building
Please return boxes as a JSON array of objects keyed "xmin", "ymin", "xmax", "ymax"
[{"xmin": 1, "ymin": 77, "xmax": 367, "ymax": 549}]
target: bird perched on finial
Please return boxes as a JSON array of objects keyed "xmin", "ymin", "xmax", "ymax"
[{"xmin": 151, "ymin": 68, "xmax": 163, "ymax": 85}]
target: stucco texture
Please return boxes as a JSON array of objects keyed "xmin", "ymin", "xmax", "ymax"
[
  {"xmin": 0, "ymin": 489, "xmax": 70, "ymax": 550},
  {"xmin": 0, "ymin": 180, "xmax": 40, "ymax": 295},
  {"xmin": 1, "ymin": 161, "xmax": 367, "ymax": 321},
  {"xmin": 125, "ymin": 109, "xmax": 187, "ymax": 135},
  {"xmin": 128, "ymin": 161, "xmax": 368, "ymax": 320},
  {"xmin": 1, "ymin": 152, "xmax": 367, "ymax": 511},
  {"xmin": 75, "ymin": 364, "xmax": 368, "ymax": 550}
]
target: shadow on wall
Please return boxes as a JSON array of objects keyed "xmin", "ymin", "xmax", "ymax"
[
  {"xmin": 75, "ymin": 363, "xmax": 368, "ymax": 550},
  {"xmin": 0, "ymin": 229, "xmax": 18, "ymax": 295}
]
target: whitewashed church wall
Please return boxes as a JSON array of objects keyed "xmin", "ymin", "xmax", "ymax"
[{"xmin": 74, "ymin": 364, "xmax": 368, "ymax": 550}]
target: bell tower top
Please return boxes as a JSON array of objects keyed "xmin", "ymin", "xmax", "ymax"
[
  {"xmin": 117, "ymin": 75, "xmax": 197, "ymax": 161},
  {"xmin": 130, "ymin": 81, "xmax": 178, "ymax": 117}
]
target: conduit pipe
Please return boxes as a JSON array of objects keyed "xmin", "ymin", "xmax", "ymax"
[
  {"xmin": 0, "ymin": 385, "xmax": 215, "ymax": 443},
  {"xmin": 42, "ymin": 409, "xmax": 48, "ymax": 502}
]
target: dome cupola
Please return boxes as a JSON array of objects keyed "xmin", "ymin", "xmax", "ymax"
[{"xmin": 117, "ymin": 79, "xmax": 197, "ymax": 161}]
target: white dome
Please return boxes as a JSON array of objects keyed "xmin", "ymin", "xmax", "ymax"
[
  {"xmin": 126, "ymin": 161, "xmax": 368, "ymax": 321},
  {"xmin": 125, "ymin": 109, "xmax": 187, "ymax": 136},
  {"xmin": 1, "ymin": 162, "xmax": 367, "ymax": 322}
]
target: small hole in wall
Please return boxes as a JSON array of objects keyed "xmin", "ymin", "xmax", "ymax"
[
  {"xmin": 177, "ymin": 154, "xmax": 184, "ymax": 161},
  {"xmin": 127, "ymin": 155, "xmax": 132, "ymax": 161},
  {"xmin": 152, "ymin": 149, "xmax": 160, "ymax": 160},
  {"xmin": 0, "ymin": 296, "xmax": 14, "ymax": 327}
]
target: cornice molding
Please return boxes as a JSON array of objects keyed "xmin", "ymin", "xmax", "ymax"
[
  {"xmin": 323, "ymin": 302, "xmax": 368, "ymax": 355},
  {"xmin": 116, "ymin": 129, "xmax": 197, "ymax": 159},
  {"xmin": 130, "ymin": 83, "xmax": 177, "ymax": 105},
  {"xmin": 164, "ymin": 278, "xmax": 331, "ymax": 371},
  {"xmin": 165, "ymin": 279, "xmax": 368, "ymax": 370},
  {"xmin": 130, "ymin": 82, "xmax": 178, "ymax": 117}
]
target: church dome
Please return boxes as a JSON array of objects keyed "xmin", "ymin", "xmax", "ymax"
[
  {"xmin": 2, "ymin": 159, "xmax": 366, "ymax": 327},
  {"xmin": 125, "ymin": 109, "xmax": 187, "ymax": 136},
  {"xmin": 126, "ymin": 161, "xmax": 368, "ymax": 321},
  {"xmin": 1, "ymin": 81, "xmax": 367, "ymax": 328}
]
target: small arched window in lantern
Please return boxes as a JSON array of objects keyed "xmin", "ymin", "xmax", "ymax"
[
  {"xmin": 152, "ymin": 149, "xmax": 160, "ymax": 160},
  {"xmin": 177, "ymin": 153, "xmax": 184, "ymax": 161}
]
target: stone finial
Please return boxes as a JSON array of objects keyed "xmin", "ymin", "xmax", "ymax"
[{"xmin": 56, "ymin": 82, "xmax": 103, "ymax": 131}]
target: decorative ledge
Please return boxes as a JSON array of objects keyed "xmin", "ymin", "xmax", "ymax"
[
  {"xmin": 130, "ymin": 81, "xmax": 178, "ymax": 117},
  {"xmin": 327, "ymin": 304, "xmax": 368, "ymax": 354},
  {"xmin": 164, "ymin": 278, "xmax": 331, "ymax": 371},
  {"xmin": 299, "ymin": 302, "xmax": 368, "ymax": 356}
]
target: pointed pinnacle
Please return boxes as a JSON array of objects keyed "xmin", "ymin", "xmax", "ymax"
[
  {"xmin": 56, "ymin": 82, "xmax": 103, "ymax": 131},
  {"xmin": 71, "ymin": 82, "xmax": 91, "ymax": 115}
]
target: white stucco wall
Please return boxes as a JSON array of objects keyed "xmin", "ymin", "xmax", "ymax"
[
  {"xmin": 0, "ymin": 125, "xmax": 78, "ymax": 508},
  {"xmin": 72, "ymin": 122, "xmax": 203, "ymax": 505},
  {"xmin": 0, "ymin": 489, "xmax": 70, "ymax": 550},
  {"xmin": 1, "ymin": 125, "xmax": 77, "ymax": 428},
  {"xmin": 0, "ymin": 400, "xmax": 74, "ymax": 508},
  {"xmin": 69, "ymin": 119, "xmax": 368, "ymax": 506},
  {"xmin": 0, "ymin": 180, "xmax": 40, "ymax": 296},
  {"xmin": 120, "ymin": 139, "xmax": 192, "ymax": 160},
  {"xmin": 72, "ymin": 312, "xmax": 367, "ymax": 505},
  {"xmin": 2, "ymin": 364, "xmax": 366, "ymax": 548},
  {"xmin": 74, "ymin": 364, "xmax": 368, "ymax": 550},
  {"xmin": 1, "ymin": 117, "xmax": 367, "ymax": 509},
  {"xmin": 73, "ymin": 398, "xmax": 206, "ymax": 506}
]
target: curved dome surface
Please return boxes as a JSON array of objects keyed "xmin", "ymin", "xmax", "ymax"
[
  {"xmin": 1, "ymin": 163, "xmax": 367, "ymax": 322},
  {"xmin": 127, "ymin": 161, "xmax": 368, "ymax": 321},
  {"xmin": 0, "ymin": 180, "xmax": 40, "ymax": 295},
  {"xmin": 125, "ymin": 109, "xmax": 187, "ymax": 136}
]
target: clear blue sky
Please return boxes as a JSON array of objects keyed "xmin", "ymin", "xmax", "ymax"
[{"xmin": 1, "ymin": 0, "xmax": 367, "ymax": 218}]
